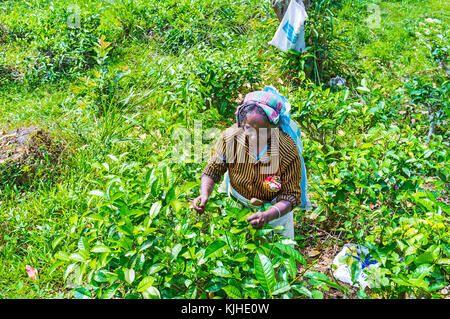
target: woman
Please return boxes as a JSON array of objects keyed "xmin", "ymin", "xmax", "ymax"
[{"xmin": 192, "ymin": 87, "xmax": 311, "ymax": 240}]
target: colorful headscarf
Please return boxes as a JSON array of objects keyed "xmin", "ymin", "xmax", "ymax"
[
  {"xmin": 236, "ymin": 90, "xmax": 284, "ymax": 126},
  {"xmin": 235, "ymin": 86, "xmax": 312, "ymax": 210}
]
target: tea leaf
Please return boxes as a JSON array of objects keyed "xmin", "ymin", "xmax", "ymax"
[
  {"xmin": 205, "ymin": 240, "xmax": 227, "ymax": 259},
  {"xmin": 274, "ymin": 243, "xmax": 306, "ymax": 265},
  {"xmin": 211, "ymin": 267, "xmax": 232, "ymax": 278},
  {"xmin": 149, "ymin": 201, "xmax": 162, "ymax": 220},
  {"xmin": 222, "ymin": 285, "xmax": 242, "ymax": 299},
  {"xmin": 254, "ymin": 253, "xmax": 276, "ymax": 295},
  {"xmin": 123, "ymin": 268, "xmax": 135, "ymax": 285},
  {"xmin": 272, "ymin": 280, "xmax": 291, "ymax": 295}
]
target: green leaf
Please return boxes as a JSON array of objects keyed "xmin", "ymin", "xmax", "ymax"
[
  {"xmin": 205, "ymin": 240, "xmax": 227, "ymax": 259},
  {"xmin": 222, "ymin": 285, "xmax": 242, "ymax": 299},
  {"xmin": 166, "ymin": 186, "xmax": 176, "ymax": 202},
  {"xmin": 274, "ymin": 243, "xmax": 306, "ymax": 265},
  {"xmin": 151, "ymin": 179, "xmax": 160, "ymax": 197},
  {"xmin": 292, "ymin": 284, "xmax": 312, "ymax": 298},
  {"xmin": 308, "ymin": 206, "xmax": 324, "ymax": 220},
  {"xmin": 436, "ymin": 258, "xmax": 450, "ymax": 265},
  {"xmin": 272, "ymin": 280, "xmax": 291, "ymax": 295},
  {"xmin": 402, "ymin": 167, "xmax": 411, "ymax": 177},
  {"xmin": 141, "ymin": 286, "xmax": 161, "ymax": 299},
  {"xmin": 350, "ymin": 261, "xmax": 362, "ymax": 285},
  {"xmin": 357, "ymin": 288, "xmax": 368, "ymax": 299},
  {"xmin": 413, "ymin": 264, "xmax": 434, "ymax": 280},
  {"xmin": 415, "ymin": 252, "xmax": 436, "ymax": 265},
  {"xmin": 117, "ymin": 224, "xmax": 133, "ymax": 237},
  {"xmin": 64, "ymin": 263, "xmax": 79, "ymax": 281},
  {"xmin": 91, "ymin": 245, "xmax": 111, "ymax": 253},
  {"xmin": 107, "ymin": 154, "xmax": 119, "ymax": 162},
  {"xmin": 137, "ymin": 277, "xmax": 155, "ymax": 292},
  {"xmin": 211, "ymin": 267, "xmax": 232, "ymax": 278},
  {"xmin": 232, "ymin": 253, "xmax": 248, "ymax": 263},
  {"xmin": 356, "ymin": 86, "xmax": 371, "ymax": 93},
  {"xmin": 54, "ymin": 251, "xmax": 70, "ymax": 261},
  {"xmin": 93, "ymin": 270, "xmax": 109, "ymax": 283},
  {"xmin": 392, "ymin": 277, "xmax": 429, "ymax": 290},
  {"xmin": 171, "ymin": 243, "xmax": 183, "ymax": 259},
  {"xmin": 254, "ymin": 253, "xmax": 276, "ymax": 295},
  {"xmin": 311, "ymin": 289, "xmax": 324, "ymax": 299},
  {"xmin": 101, "ymin": 283, "xmax": 120, "ymax": 299},
  {"xmin": 226, "ymin": 206, "xmax": 249, "ymax": 220},
  {"xmin": 69, "ymin": 252, "xmax": 87, "ymax": 262},
  {"xmin": 123, "ymin": 268, "xmax": 135, "ymax": 285},
  {"xmin": 139, "ymin": 239, "xmax": 153, "ymax": 251},
  {"xmin": 205, "ymin": 280, "xmax": 226, "ymax": 293},
  {"xmin": 185, "ymin": 286, "xmax": 198, "ymax": 299},
  {"xmin": 170, "ymin": 200, "xmax": 183, "ymax": 213},
  {"xmin": 89, "ymin": 190, "xmax": 105, "ymax": 197},
  {"xmin": 148, "ymin": 264, "xmax": 165, "ymax": 274},
  {"xmin": 408, "ymin": 278, "xmax": 429, "ymax": 290},
  {"xmin": 73, "ymin": 287, "xmax": 91, "ymax": 299},
  {"xmin": 305, "ymin": 271, "xmax": 349, "ymax": 293},
  {"xmin": 391, "ymin": 277, "xmax": 409, "ymax": 287},
  {"xmin": 51, "ymin": 236, "xmax": 65, "ymax": 250},
  {"xmin": 282, "ymin": 256, "xmax": 297, "ymax": 279},
  {"xmin": 48, "ymin": 261, "xmax": 64, "ymax": 277},
  {"xmin": 78, "ymin": 236, "xmax": 90, "ymax": 253},
  {"xmin": 304, "ymin": 271, "xmax": 329, "ymax": 282},
  {"xmin": 149, "ymin": 201, "xmax": 162, "ymax": 220}
]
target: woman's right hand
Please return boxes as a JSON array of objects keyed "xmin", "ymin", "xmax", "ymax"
[{"xmin": 192, "ymin": 194, "xmax": 209, "ymax": 213}]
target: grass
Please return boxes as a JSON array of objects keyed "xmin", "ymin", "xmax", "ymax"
[
  {"xmin": 334, "ymin": 0, "xmax": 449, "ymax": 84},
  {"xmin": 0, "ymin": 0, "xmax": 448, "ymax": 298}
]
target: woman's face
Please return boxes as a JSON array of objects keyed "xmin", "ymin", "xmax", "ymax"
[{"xmin": 243, "ymin": 111, "xmax": 272, "ymax": 142}]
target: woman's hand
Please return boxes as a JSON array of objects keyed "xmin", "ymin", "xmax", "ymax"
[
  {"xmin": 192, "ymin": 175, "xmax": 216, "ymax": 213},
  {"xmin": 192, "ymin": 194, "xmax": 209, "ymax": 213},
  {"xmin": 247, "ymin": 203, "xmax": 289, "ymax": 229},
  {"xmin": 246, "ymin": 211, "xmax": 270, "ymax": 229}
]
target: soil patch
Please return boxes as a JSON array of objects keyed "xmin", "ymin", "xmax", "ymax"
[{"xmin": 0, "ymin": 126, "xmax": 64, "ymax": 188}]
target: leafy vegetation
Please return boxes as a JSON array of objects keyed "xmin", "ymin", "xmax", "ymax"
[{"xmin": 0, "ymin": 0, "xmax": 448, "ymax": 299}]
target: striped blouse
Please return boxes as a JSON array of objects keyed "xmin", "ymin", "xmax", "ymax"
[{"xmin": 201, "ymin": 123, "xmax": 302, "ymax": 208}]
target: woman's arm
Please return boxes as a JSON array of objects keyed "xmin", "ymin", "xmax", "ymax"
[
  {"xmin": 192, "ymin": 175, "xmax": 216, "ymax": 212},
  {"xmin": 193, "ymin": 132, "xmax": 228, "ymax": 212},
  {"xmin": 267, "ymin": 200, "xmax": 292, "ymax": 220},
  {"xmin": 246, "ymin": 200, "xmax": 291, "ymax": 229}
]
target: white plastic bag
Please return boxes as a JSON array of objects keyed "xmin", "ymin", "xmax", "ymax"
[
  {"xmin": 330, "ymin": 244, "xmax": 380, "ymax": 290},
  {"xmin": 269, "ymin": 0, "xmax": 308, "ymax": 53}
]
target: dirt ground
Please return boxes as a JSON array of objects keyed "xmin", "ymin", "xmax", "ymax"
[
  {"xmin": 298, "ymin": 233, "xmax": 360, "ymax": 299},
  {"xmin": 421, "ymin": 178, "xmax": 449, "ymax": 206},
  {"xmin": 0, "ymin": 126, "xmax": 47, "ymax": 163},
  {"xmin": 0, "ymin": 126, "xmax": 64, "ymax": 187}
]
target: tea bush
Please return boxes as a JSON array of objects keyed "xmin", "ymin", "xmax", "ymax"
[
  {"xmin": 54, "ymin": 156, "xmax": 349, "ymax": 299},
  {"xmin": 0, "ymin": 0, "xmax": 448, "ymax": 300}
]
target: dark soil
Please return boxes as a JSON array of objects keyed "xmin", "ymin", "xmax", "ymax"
[{"xmin": 0, "ymin": 126, "xmax": 64, "ymax": 188}]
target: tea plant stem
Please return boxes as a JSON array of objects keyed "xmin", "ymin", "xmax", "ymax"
[{"xmin": 289, "ymin": 258, "xmax": 319, "ymax": 285}]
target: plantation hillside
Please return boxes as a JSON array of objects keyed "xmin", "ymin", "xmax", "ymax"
[{"xmin": 0, "ymin": 0, "xmax": 448, "ymax": 299}]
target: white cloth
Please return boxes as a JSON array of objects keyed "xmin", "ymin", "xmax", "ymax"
[
  {"xmin": 269, "ymin": 0, "xmax": 308, "ymax": 53},
  {"xmin": 218, "ymin": 170, "xmax": 295, "ymax": 240}
]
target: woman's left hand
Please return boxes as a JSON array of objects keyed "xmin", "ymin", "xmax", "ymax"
[{"xmin": 246, "ymin": 211, "xmax": 270, "ymax": 229}]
